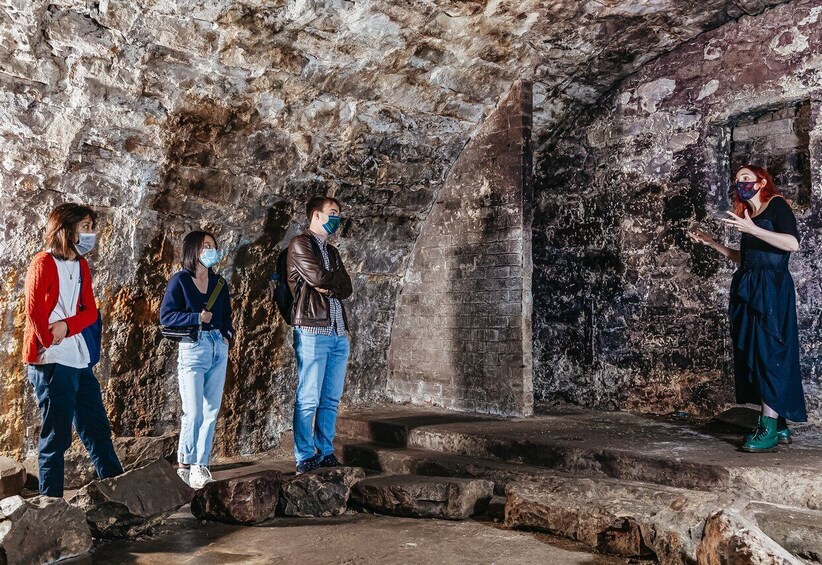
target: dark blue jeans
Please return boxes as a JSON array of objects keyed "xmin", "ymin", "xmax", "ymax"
[{"xmin": 28, "ymin": 363, "xmax": 123, "ymax": 497}]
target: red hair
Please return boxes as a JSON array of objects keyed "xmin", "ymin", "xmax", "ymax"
[{"xmin": 732, "ymin": 165, "xmax": 781, "ymax": 217}]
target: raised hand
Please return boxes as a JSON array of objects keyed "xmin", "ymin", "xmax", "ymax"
[
  {"xmin": 721, "ymin": 209, "xmax": 760, "ymax": 235},
  {"xmin": 687, "ymin": 229, "xmax": 717, "ymax": 247}
]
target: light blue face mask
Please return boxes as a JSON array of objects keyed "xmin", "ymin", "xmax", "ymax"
[
  {"xmin": 322, "ymin": 215, "xmax": 342, "ymax": 235},
  {"xmin": 75, "ymin": 233, "xmax": 96, "ymax": 255},
  {"xmin": 199, "ymin": 248, "xmax": 220, "ymax": 268}
]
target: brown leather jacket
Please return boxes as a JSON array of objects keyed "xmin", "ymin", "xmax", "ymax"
[{"xmin": 286, "ymin": 230, "xmax": 352, "ymax": 328}]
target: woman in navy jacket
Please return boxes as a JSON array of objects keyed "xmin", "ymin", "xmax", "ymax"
[{"xmin": 160, "ymin": 231, "xmax": 233, "ymax": 488}]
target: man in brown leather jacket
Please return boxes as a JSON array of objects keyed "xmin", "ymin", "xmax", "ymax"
[{"xmin": 286, "ymin": 196, "xmax": 353, "ymax": 474}]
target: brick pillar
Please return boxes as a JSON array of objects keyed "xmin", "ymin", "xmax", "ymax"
[{"xmin": 387, "ymin": 81, "xmax": 534, "ymax": 416}]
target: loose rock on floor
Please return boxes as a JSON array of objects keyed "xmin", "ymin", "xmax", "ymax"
[
  {"xmin": 23, "ymin": 434, "xmax": 178, "ymax": 490},
  {"xmin": 0, "ymin": 495, "xmax": 92, "ymax": 565},
  {"xmin": 69, "ymin": 458, "xmax": 194, "ymax": 538},
  {"xmin": 278, "ymin": 467, "xmax": 365, "ymax": 518},
  {"xmin": 0, "ymin": 457, "xmax": 26, "ymax": 499},
  {"xmin": 191, "ymin": 471, "xmax": 282, "ymax": 525},
  {"xmin": 696, "ymin": 509, "xmax": 801, "ymax": 565}
]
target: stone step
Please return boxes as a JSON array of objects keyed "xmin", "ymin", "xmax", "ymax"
[
  {"xmin": 340, "ymin": 439, "xmax": 566, "ymax": 495},
  {"xmin": 335, "ymin": 408, "xmax": 500, "ymax": 447},
  {"xmin": 338, "ymin": 439, "xmax": 822, "ymax": 563},
  {"xmin": 337, "ymin": 406, "xmax": 822, "ymax": 510},
  {"xmin": 350, "ymin": 475, "xmax": 494, "ymax": 520},
  {"xmin": 504, "ymin": 473, "xmax": 730, "ymax": 562},
  {"xmin": 747, "ymin": 501, "xmax": 822, "ymax": 562}
]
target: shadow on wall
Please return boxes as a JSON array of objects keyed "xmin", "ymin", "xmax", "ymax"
[
  {"xmin": 106, "ymin": 230, "xmax": 178, "ymax": 437},
  {"xmin": 103, "ymin": 96, "xmax": 305, "ymax": 457},
  {"xmin": 217, "ymin": 201, "xmax": 295, "ymax": 458}
]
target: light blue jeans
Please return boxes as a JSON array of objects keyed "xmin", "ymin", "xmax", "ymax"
[
  {"xmin": 177, "ymin": 330, "xmax": 229, "ymax": 466},
  {"xmin": 293, "ymin": 328, "xmax": 350, "ymax": 463}
]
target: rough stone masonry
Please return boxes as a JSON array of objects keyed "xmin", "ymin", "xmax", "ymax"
[
  {"xmin": 533, "ymin": 0, "xmax": 822, "ymax": 420},
  {"xmin": 0, "ymin": 0, "xmax": 814, "ymax": 462}
]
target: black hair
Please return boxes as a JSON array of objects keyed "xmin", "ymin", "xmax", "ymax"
[
  {"xmin": 305, "ymin": 196, "xmax": 342, "ymax": 221},
  {"xmin": 181, "ymin": 231, "xmax": 218, "ymax": 275}
]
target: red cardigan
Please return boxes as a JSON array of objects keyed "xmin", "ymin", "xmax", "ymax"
[{"xmin": 23, "ymin": 252, "xmax": 98, "ymax": 364}]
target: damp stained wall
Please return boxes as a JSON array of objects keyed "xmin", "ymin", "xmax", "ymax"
[{"xmin": 533, "ymin": 0, "xmax": 822, "ymax": 421}]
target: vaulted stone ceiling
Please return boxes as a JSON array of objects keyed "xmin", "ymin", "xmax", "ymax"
[{"xmin": 0, "ymin": 0, "xmax": 794, "ymax": 456}]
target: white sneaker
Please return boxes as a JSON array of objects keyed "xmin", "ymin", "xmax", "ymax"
[
  {"xmin": 189, "ymin": 465, "xmax": 214, "ymax": 489},
  {"xmin": 177, "ymin": 467, "xmax": 191, "ymax": 486}
]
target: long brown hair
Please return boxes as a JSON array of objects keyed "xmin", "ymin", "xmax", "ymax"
[
  {"xmin": 732, "ymin": 165, "xmax": 781, "ymax": 217},
  {"xmin": 45, "ymin": 203, "xmax": 97, "ymax": 260}
]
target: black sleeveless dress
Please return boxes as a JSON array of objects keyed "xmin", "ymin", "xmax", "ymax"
[{"xmin": 729, "ymin": 196, "xmax": 807, "ymax": 422}]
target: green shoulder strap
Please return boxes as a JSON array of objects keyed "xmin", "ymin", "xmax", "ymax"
[{"xmin": 204, "ymin": 278, "xmax": 225, "ymax": 311}]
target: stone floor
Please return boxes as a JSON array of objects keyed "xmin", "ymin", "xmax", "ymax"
[
  {"xmin": 61, "ymin": 456, "xmax": 640, "ymax": 565},
  {"xmin": 331, "ymin": 403, "xmax": 822, "ymax": 561},
  {"xmin": 54, "ymin": 404, "xmax": 822, "ymax": 563},
  {"xmin": 66, "ymin": 511, "xmax": 642, "ymax": 564}
]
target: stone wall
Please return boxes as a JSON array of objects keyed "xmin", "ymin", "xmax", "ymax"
[
  {"xmin": 533, "ymin": 0, "xmax": 822, "ymax": 421},
  {"xmin": 0, "ymin": 0, "xmax": 800, "ymax": 459},
  {"xmin": 0, "ymin": 0, "xmax": 482, "ymax": 459},
  {"xmin": 387, "ymin": 81, "xmax": 533, "ymax": 416}
]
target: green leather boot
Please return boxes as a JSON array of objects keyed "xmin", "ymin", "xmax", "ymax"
[
  {"xmin": 741, "ymin": 415, "xmax": 779, "ymax": 453},
  {"xmin": 744, "ymin": 416, "xmax": 791, "ymax": 445}
]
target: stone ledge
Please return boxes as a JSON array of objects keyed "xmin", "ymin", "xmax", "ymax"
[
  {"xmin": 336, "ymin": 405, "xmax": 822, "ymax": 509},
  {"xmin": 504, "ymin": 475, "xmax": 734, "ymax": 562}
]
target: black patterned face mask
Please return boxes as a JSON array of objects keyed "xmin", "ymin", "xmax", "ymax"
[{"xmin": 736, "ymin": 180, "xmax": 760, "ymax": 201}]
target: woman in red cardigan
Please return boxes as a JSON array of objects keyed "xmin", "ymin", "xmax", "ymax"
[{"xmin": 24, "ymin": 203, "xmax": 123, "ymax": 497}]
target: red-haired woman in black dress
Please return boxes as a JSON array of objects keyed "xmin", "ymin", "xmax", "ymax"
[{"xmin": 690, "ymin": 165, "xmax": 807, "ymax": 452}]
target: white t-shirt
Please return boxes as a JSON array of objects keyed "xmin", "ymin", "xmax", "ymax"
[{"xmin": 35, "ymin": 256, "xmax": 91, "ymax": 369}]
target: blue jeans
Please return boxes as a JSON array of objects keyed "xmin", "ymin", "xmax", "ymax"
[
  {"xmin": 293, "ymin": 328, "xmax": 350, "ymax": 463},
  {"xmin": 27, "ymin": 363, "xmax": 123, "ymax": 497},
  {"xmin": 177, "ymin": 330, "xmax": 229, "ymax": 466}
]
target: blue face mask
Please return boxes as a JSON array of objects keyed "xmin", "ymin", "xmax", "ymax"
[
  {"xmin": 736, "ymin": 180, "xmax": 760, "ymax": 201},
  {"xmin": 322, "ymin": 215, "xmax": 342, "ymax": 235},
  {"xmin": 75, "ymin": 233, "xmax": 96, "ymax": 255},
  {"xmin": 199, "ymin": 248, "xmax": 220, "ymax": 268}
]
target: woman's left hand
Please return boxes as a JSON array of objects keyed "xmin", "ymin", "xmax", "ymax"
[
  {"xmin": 49, "ymin": 320, "xmax": 68, "ymax": 345},
  {"xmin": 721, "ymin": 210, "xmax": 761, "ymax": 235}
]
